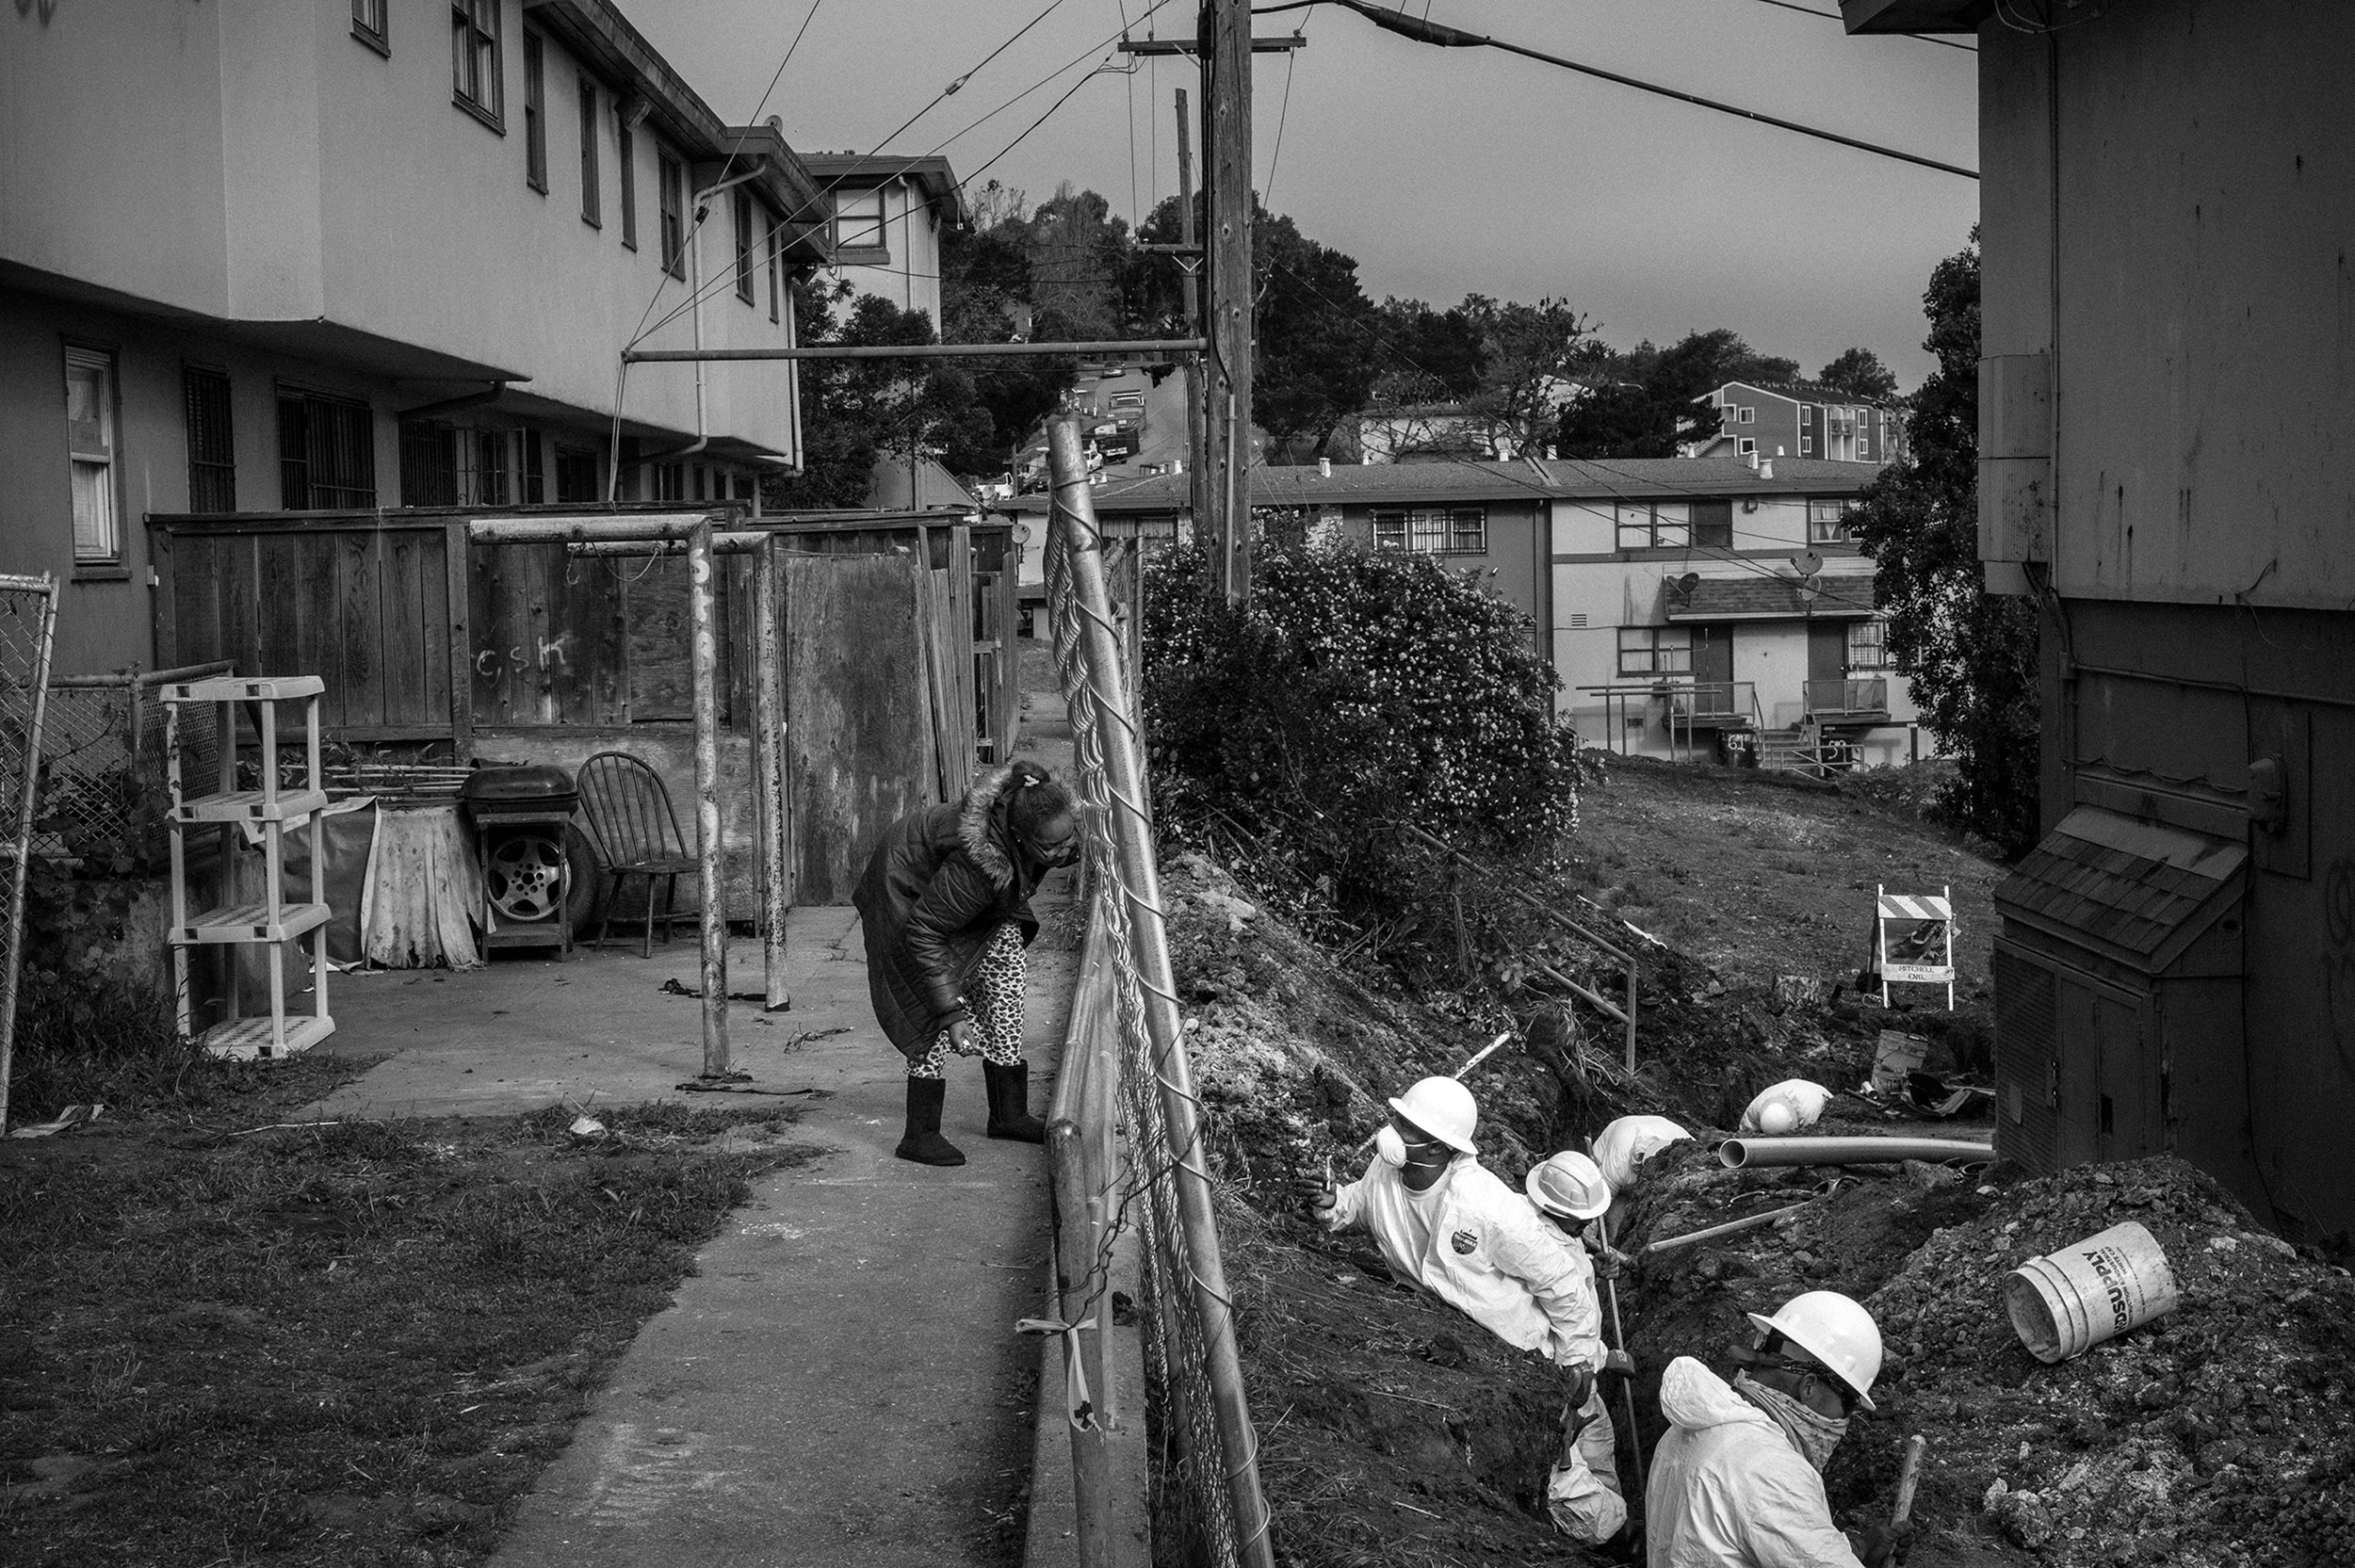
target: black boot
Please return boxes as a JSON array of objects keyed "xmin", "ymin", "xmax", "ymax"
[
  {"xmin": 983, "ymin": 1060, "xmax": 1048, "ymax": 1142},
  {"xmin": 895, "ymin": 1076, "xmax": 966, "ymax": 1166}
]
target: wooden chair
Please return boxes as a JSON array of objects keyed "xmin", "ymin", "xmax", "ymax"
[{"xmin": 575, "ymin": 751, "xmax": 698, "ymax": 958}]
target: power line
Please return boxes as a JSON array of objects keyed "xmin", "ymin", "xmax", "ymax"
[
  {"xmin": 1261, "ymin": 41, "xmax": 1299, "ymax": 207},
  {"xmin": 1255, "ymin": 0, "xmax": 1975, "ymax": 178}
]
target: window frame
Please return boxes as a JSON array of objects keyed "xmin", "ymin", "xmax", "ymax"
[
  {"xmin": 658, "ymin": 151, "xmax": 686, "ymax": 279},
  {"xmin": 351, "ymin": 0, "xmax": 389, "ymax": 56},
  {"xmin": 451, "ymin": 0, "xmax": 504, "ymax": 132},
  {"xmin": 830, "ymin": 187, "xmax": 887, "ymax": 260},
  {"xmin": 1616, "ymin": 626, "xmax": 1693, "ymax": 679},
  {"xmin": 734, "ymin": 188, "xmax": 755, "ymax": 304},
  {"xmin": 1737, "ymin": 405, "xmax": 1756, "ymax": 424},
  {"xmin": 63, "ymin": 344, "xmax": 123, "ymax": 569},
  {"xmin": 1370, "ymin": 505, "xmax": 1487, "ymax": 555},
  {"xmin": 1615, "ymin": 500, "xmax": 1693, "ymax": 552},
  {"xmin": 766, "ymin": 212, "xmax": 781, "ymax": 322},
  {"xmin": 183, "ymin": 364, "xmax": 237, "ymax": 516},
  {"xmin": 577, "ymin": 77, "xmax": 601, "ymax": 226},
  {"xmin": 1690, "ymin": 497, "xmax": 1732, "ymax": 550},
  {"xmin": 521, "ymin": 31, "xmax": 545, "ymax": 189},
  {"xmin": 1808, "ymin": 498, "xmax": 1858, "ymax": 544},
  {"xmin": 617, "ymin": 117, "xmax": 638, "ymax": 250},
  {"xmin": 277, "ymin": 385, "xmax": 377, "ymax": 511}
]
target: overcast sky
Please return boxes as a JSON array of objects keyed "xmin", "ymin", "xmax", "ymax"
[{"xmin": 628, "ymin": 0, "xmax": 1979, "ymax": 389}]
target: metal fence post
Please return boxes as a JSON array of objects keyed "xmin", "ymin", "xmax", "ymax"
[
  {"xmin": 688, "ymin": 518, "xmax": 730, "ymax": 1075},
  {"xmin": 1049, "ymin": 420, "xmax": 1275, "ymax": 1568},
  {"xmin": 754, "ymin": 534, "xmax": 790, "ymax": 1012}
]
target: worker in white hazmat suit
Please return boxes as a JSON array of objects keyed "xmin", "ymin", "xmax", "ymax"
[
  {"xmin": 1647, "ymin": 1291, "xmax": 1908, "ymax": 1568},
  {"xmin": 1523, "ymin": 1151, "xmax": 1638, "ymax": 1547},
  {"xmin": 1739, "ymin": 1079, "xmax": 1832, "ymax": 1137},
  {"xmin": 1591, "ymin": 1113, "xmax": 1694, "ymax": 1194},
  {"xmin": 1300, "ymin": 1080, "xmax": 1631, "ymax": 1546}
]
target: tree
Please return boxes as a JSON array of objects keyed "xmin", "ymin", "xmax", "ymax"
[
  {"xmin": 1848, "ymin": 229, "xmax": 2041, "ymax": 857},
  {"xmin": 764, "ymin": 282, "xmax": 993, "ymax": 509},
  {"xmin": 1453, "ymin": 296, "xmax": 1596, "ymax": 459},
  {"xmin": 1555, "ymin": 329, "xmax": 1797, "ymax": 459},
  {"xmin": 1818, "ymin": 347, "xmax": 1901, "ymax": 404},
  {"xmin": 1253, "ymin": 207, "xmax": 1384, "ymax": 461}
]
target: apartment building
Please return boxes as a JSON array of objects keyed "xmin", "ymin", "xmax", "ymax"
[
  {"xmin": 0, "ymin": 0, "xmax": 828, "ymax": 673},
  {"xmin": 801, "ymin": 154, "xmax": 965, "ymax": 328},
  {"xmin": 1692, "ymin": 380, "xmax": 1906, "ymax": 465}
]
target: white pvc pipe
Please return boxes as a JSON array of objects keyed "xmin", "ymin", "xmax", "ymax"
[{"xmin": 1717, "ymin": 1136, "xmax": 1993, "ymax": 1170}]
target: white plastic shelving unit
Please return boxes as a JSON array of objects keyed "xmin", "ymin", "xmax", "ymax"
[{"xmin": 162, "ymin": 675, "xmax": 334, "ymax": 1060}]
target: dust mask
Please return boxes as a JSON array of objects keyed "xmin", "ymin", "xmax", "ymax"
[
  {"xmin": 1373, "ymin": 1124, "xmax": 1409, "ymax": 1168},
  {"xmin": 1733, "ymin": 1371, "xmax": 1848, "ymax": 1473}
]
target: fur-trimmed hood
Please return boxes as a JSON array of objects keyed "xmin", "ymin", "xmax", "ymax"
[{"xmin": 957, "ymin": 762, "xmax": 1042, "ymax": 890}]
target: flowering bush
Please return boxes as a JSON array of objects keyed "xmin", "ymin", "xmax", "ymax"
[{"xmin": 1143, "ymin": 541, "xmax": 1585, "ymax": 909}]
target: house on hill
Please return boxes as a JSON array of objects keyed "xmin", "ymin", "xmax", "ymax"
[
  {"xmin": 800, "ymin": 153, "xmax": 966, "ymax": 329},
  {"xmin": 0, "ymin": 0, "xmax": 829, "ymax": 676},
  {"xmin": 1689, "ymin": 380, "xmax": 1907, "ymax": 465},
  {"xmin": 1007, "ymin": 455, "xmax": 1923, "ymax": 769}
]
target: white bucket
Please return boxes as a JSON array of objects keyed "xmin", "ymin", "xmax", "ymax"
[{"xmin": 2003, "ymin": 1220, "xmax": 2181, "ymax": 1364}]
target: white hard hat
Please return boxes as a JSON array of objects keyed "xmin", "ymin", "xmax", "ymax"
[
  {"xmin": 1746, "ymin": 1290, "xmax": 1884, "ymax": 1412},
  {"xmin": 1742, "ymin": 1079, "xmax": 1831, "ymax": 1136},
  {"xmin": 1388, "ymin": 1076, "xmax": 1477, "ymax": 1153},
  {"xmin": 1525, "ymin": 1151, "xmax": 1613, "ymax": 1220},
  {"xmin": 1594, "ymin": 1115, "xmax": 1692, "ymax": 1190}
]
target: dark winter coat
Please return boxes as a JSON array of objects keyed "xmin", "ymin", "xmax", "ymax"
[{"xmin": 853, "ymin": 765, "xmax": 1048, "ymax": 1059}]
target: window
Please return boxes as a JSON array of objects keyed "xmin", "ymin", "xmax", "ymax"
[
  {"xmin": 577, "ymin": 79, "xmax": 601, "ymax": 224},
  {"xmin": 1738, "ymin": 437, "xmax": 1755, "ymax": 455},
  {"xmin": 183, "ymin": 366, "xmax": 237, "ymax": 515},
  {"xmin": 1691, "ymin": 498, "xmax": 1732, "ymax": 549},
  {"xmin": 64, "ymin": 348, "xmax": 120, "ymax": 562},
  {"xmin": 1801, "ymin": 405, "xmax": 1814, "ymax": 425},
  {"xmin": 399, "ymin": 421, "xmax": 460, "ymax": 506},
  {"xmin": 279, "ymin": 389, "xmax": 376, "ymax": 509},
  {"xmin": 832, "ymin": 188, "xmax": 885, "ymax": 256},
  {"xmin": 554, "ymin": 446, "xmax": 599, "ymax": 505},
  {"xmin": 452, "ymin": 0, "xmax": 503, "ymax": 127},
  {"xmin": 658, "ymin": 152, "xmax": 685, "ymax": 279},
  {"xmin": 766, "ymin": 214, "xmax": 781, "ymax": 322},
  {"xmin": 1800, "ymin": 433, "xmax": 1813, "ymax": 455},
  {"xmin": 654, "ymin": 461, "xmax": 685, "ymax": 502},
  {"xmin": 1616, "ymin": 627, "xmax": 1692, "ymax": 678},
  {"xmin": 1847, "ymin": 620, "xmax": 1890, "ymax": 671},
  {"xmin": 1737, "ymin": 405, "xmax": 1755, "ymax": 424},
  {"xmin": 734, "ymin": 189, "xmax": 755, "ymax": 303},
  {"xmin": 1615, "ymin": 500, "xmax": 1691, "ymax": 550},
  {"xmin": 1808, "ymin": 498, "xmax": 1857, "ymax": 543},
  {"xmin": 522, "ymin": 429, "xmax": 545, "ymax": 503},
  {"xmin": 351, "ymin": 0, "xmax": 389, "ymax": 54},
  {"xmin": 476, "ymin": 429, "xmax": 511, "ymax": 507},
  {"xmin": 1371, "ymin": 507, "xmax": 1486, "ymax": 554},
  {"xmin": 617, "ymin": 119, "xmax": 639, "ymax": 249},
  {"xmin": 521, "ymin": 33, "xmax": 545, "ymax": 187}
]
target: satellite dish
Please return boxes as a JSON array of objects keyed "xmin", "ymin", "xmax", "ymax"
[
  {"xmin": 1673, "ymin": 572, "xmax": 1701, "ymax": 597},
  {"xmin": 1792, "ymin": 550, "xmax": 1825, "ymax": 577}
]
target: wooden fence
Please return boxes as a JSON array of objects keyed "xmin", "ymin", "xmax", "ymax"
[{"xmin": 146, "ymin": 506, "xmax": 1020, "ymax": 907}]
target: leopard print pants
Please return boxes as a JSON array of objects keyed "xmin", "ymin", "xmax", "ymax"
[{"xmin": 907, "ymin": 922, "xmax": 1027, "ymax": 1079}]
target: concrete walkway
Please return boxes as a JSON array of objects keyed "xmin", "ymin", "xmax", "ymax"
[{"xmin": 295, "ymin": 672, "xmax": 1081, "ymax": 1566}]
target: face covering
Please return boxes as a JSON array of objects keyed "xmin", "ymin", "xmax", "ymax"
[
  {"xmin": 1732, "ymin": 1370, "xmax": 1849, "ymax": 1473},
  {"xmin": 1373, "ymin": 1124, "xmax": 1409, "ymax": 1168}
]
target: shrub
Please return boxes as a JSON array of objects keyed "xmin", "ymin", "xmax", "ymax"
[{"xmin": 1142, "ymin": 541, "xmax": 1586, "ymax": 908}]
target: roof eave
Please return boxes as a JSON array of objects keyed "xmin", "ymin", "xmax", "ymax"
[{"xmin": 1838, "ymin": 0, "xmax": 1990, "ymax": 35}]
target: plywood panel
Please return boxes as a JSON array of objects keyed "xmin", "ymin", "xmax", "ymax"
[
  {"xmin": 336, "ymin": 530, "xmax": 382, "ymax": 731},
  {"xmin": 784, "ymin": 554, "xmax": 934, "ymax": 906},
  {"xmin": 625, "ymin": 556, "xmax": 695, "ymax": 722},
  {"xmin": 382, "ymin": 529, "xmax": 430, "ymax": 727}
]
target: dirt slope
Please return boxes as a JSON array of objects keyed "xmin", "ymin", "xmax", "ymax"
[{"xmin": 1159, "ymin": 764, "xmax": 2353, "ymax": 1568}]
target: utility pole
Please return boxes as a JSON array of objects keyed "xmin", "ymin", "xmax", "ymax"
[
  {"xmin": 1204, "ymin": 0, "xmax": 1253, "ymax": 603},
  {"xmin": 1174, "ymin": 88, "xmax": 1210, "ymax": 543}
]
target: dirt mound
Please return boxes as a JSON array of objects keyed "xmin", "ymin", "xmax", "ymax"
[{"xmin": 1846, "ymin": 1156, "xmax": 2355, "ymax": 1568}]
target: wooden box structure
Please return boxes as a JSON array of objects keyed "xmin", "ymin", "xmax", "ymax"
[{"xmin": 144, "ymin": 505, "xmax": 1021, "ymax": 912}]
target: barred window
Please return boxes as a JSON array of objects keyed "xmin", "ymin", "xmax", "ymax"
[
  {"xmin": 398, "ymin": 421, "xmax": 459, "ymax": 507},
  {"xmin": 1848, "ymin": 619, "xmax": 1890, "ymax": 670},
  {"xmin": 476, "ymin": 429, "xmax": 511, "ymax": 507},
  {"xmin": 1372, "ymin": 506, "xmax": 1485, "ymax": 553},
  {"xmin": 281, "ymin": 390, "xmax": 377, "ymax": 509},
  {"xmin": 184, "ymin": 365, "xmax": 236, "ymax": 515}
]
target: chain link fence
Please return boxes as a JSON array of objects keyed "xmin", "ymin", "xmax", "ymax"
[
  {"xmin": 1042, "ymin": 424, "xmax": 1275, "ymax": 1568},
  {"xmin": 35, "ymin": 664, "xmax": 229, "ymax": 862},
  {"xmin": 0, "ymin": 575, "xmax": 58, "ymax": 1131}
]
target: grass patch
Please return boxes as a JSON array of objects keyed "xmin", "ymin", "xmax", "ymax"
[{"xmin": 0, "ymin": 1104, "xmax": 818, "ymax": 1565}]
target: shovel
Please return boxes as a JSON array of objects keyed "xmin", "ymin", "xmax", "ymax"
[{"xmin": 1597, "ymin": 1210, "xmax": 1646, "ymax": 1486}]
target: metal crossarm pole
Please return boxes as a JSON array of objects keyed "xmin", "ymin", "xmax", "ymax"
[{"xmin": 1048, "ymin": 419, "xmax": 1275, "ymax": 1568}]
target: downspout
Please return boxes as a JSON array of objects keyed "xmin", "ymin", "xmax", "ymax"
[{"xmin": 625, "ymin": 168, "xmax": 768, "ymax": 490}]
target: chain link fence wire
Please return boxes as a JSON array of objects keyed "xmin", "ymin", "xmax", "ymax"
[
  {"xmin": 0, "ymin": 576, "xmax": 58, "ymax": 1133},
  {"xmin": 34, "ymin": 666, "xmax": 227, "ymax": 862},
  {"xmin": 1044, "ymin": 477, "xmax": 1274, "ymax": 1568}
]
